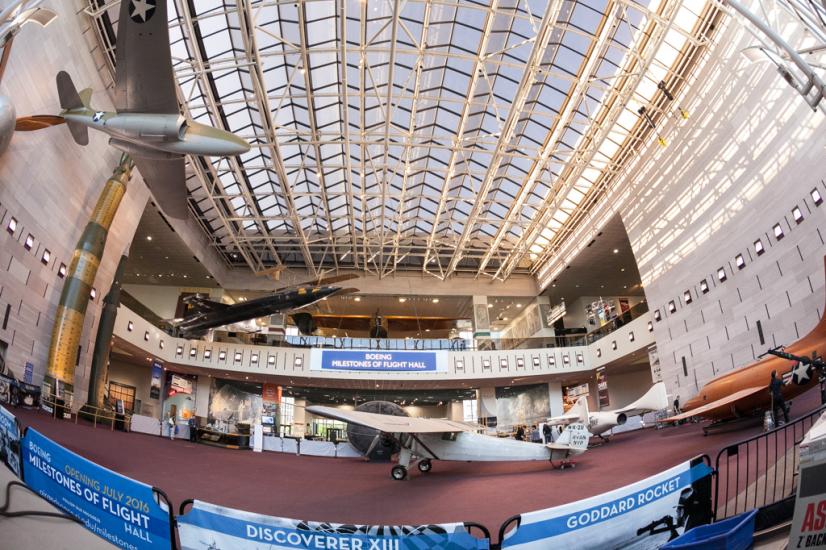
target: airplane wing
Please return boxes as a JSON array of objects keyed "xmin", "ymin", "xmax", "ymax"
[
  {"xmin": 135, "ymin": 157, "xmax": 188, "ymax": 219},
  {"xmin": 274, "ymin": 273, "xmax": 359, "ymax": 292},
  {"xmin": 114, "ymin": 0, "xmax": 178, "ymax": 114},
  {"xmin": 183, "ymin": 295, "xmax": 228, "ymax": 312},
  {"xmin": 661, "ymin": 386, "xmax": 765, "ymax": 422},
  {"xmin": 306, "ymin": 406, "xmax": 473, "ymax": 434}
]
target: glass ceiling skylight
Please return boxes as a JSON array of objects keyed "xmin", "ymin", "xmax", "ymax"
[{"xmin": 84, "ymin": 0, "xmax": 715, "ymax": 280}]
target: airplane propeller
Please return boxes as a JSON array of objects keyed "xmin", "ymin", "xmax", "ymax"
[{"xmin": 14, "ymin": 114, "xmax": 65, "ymax": 130}]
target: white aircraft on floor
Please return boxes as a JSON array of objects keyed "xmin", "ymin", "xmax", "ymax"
[
  {"xmin": 307, "ymin": 404, "xmax": 591, "ymax": 480},
  {"xmin": 548, "ymin": 382, "xmax": 669, "ymax": 441}
]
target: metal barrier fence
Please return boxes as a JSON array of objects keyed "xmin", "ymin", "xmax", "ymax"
[{"xmin": 713, "ymin": 402, "xmax": 826, "ymax": 520}]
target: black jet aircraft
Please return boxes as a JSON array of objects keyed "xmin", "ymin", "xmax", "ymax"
[{"xmin": 172, "ymin": 274, "xmax": 358, "ymax": 338}]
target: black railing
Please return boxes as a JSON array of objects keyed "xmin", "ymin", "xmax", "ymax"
[{"xmin": 713, "ymin": 403, "xmax": 826, "ymax": 520}]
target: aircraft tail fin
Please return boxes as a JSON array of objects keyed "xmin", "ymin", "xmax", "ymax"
[
  {"xmin": 573, "ymin": 395, "xmax": 590, "ymax": 422},
  {"xmin": 57, "ymin": 71, "xmax": 92, "ymax": 110},
  {"xmin": 56, "ymin": 71, "xmax": 91, "ymax": 146},
  {"xmin": 555, "ymin": 423, "xmax": 590, "ymax": 450}
]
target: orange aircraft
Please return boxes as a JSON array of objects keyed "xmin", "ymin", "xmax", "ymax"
[{"xmin": 666, "ymin": 258, "xmax": 826, "ymax": 423}]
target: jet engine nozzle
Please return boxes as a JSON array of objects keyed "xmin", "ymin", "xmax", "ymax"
[{"xmin": 616, "ymin": 413, "xmax": 627, "ymax": 425}]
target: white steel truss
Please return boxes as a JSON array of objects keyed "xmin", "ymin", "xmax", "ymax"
[{"xmin": 83, "ymin": 0, "xmax": 718, "ymax": 280}]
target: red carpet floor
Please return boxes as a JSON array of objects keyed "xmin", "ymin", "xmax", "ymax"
[{"xmin": 11, "ymin": 388, "xmax": 823, "ymax": 539}]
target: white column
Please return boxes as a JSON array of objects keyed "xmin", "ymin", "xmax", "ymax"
[
  {"xmin": 478, "ymin": 387, "xmax": 497, "ymax": 421},
  {"xmin": 548, "ymin": 381, "xmax": 564, "ymax": 417},
  {"xmin": 293, "ymin": 398, "xmax": 307, "ymax": 436},
  {"xmin": 195, "ymin": 375, "xmax": 211, "ymax": 418}
]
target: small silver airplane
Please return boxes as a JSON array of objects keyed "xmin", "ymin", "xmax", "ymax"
[
  {"xmin": 547, "ymin": 382, "xmax": 668, "ymax": 440},
  {"xmin": 307, "ymin": 404, "xmax": 591, "ymax": 480},
  {"xmin": 20, "ymin": 0, "xmax": 249, "ymax": 219}
]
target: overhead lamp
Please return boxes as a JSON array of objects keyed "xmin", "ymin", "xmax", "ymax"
[
  {"xmin": 189, "ymin": 348, "xmax": 197, "ymax": 357},
  {"xmin": 548, "ymin": 356, "xmax": 556, "ymax": 366},
  {"xmin": 717, "ymin": 268, "xmax": 727, "ymax": 282},
  {"xmin": 735, "ymin": 254, "xmax": 745, "ymax": 270},
  {"xmin": 516, "ymin": 303, "xmax": 522, "ymax": 307},
  {"xmin": 146, "ymin": 235, "xmax": 152, "ymax": 241},
  {"xmin": 90, "ymin": 288, "xmax": 97, "ymax": 300},
  {"xmin": 204, "ymin": 350, "xmax": 212, "ymax": 359},
  {"xmin": 159, "ymin": 340, "xmax": 164, "ymax": 350},
  {"xmin": 653, "ymin": 310, "xmax": 661, "ymax": 322},
  {"xmin": 58, "ymin": 263, "xmax": 67, "ymax": 278},
  {"xmin": 811, "ymin": 188, "xmax": 823, "ymax": 206},
  {"xmin": 251, "ymin": 354, "xmax": 259, "ymax": 364},
  {"xmin": 487, "ymin": 303, "xmax": 493, "ymax": 308},
  {"xmin": 24, "ymin": 234, "xmax": 34, "ymax": 250},
  {"xmin": 354, "ymin": 296, "xmax": 361, "ymax": 302},
  {"xmin": 143, "ymin": 331, "xmax": 149, "ymax": 341},
  {"xmin": 597, "ymin": 348, "xmax": 602, "ymax": 358},
  {"xmin": 576, "ymin": 353, "xmax": 583, "ymax": 364},
  {"xmin": 268, "ymin": 355, "xmax": 276, "ymax": 365},
  {"xmin": 628, "ymin": 332, "xmax": 635, "ymax": 342},
  {"xmin": 699, "ymin": 279, "xmax": 709, "ymax": 294},
  {"xmin": 399, "ymin": 297, "xmax": 407, "ymax": 303},
  {"xmin": 562, "ymin": 355, "xmax": 570, "ymax": 365},
  {"xmin": 176, "ymin": 345, "xmax": 183, "ymax": 355},
  {"xmin": 127, "ymin": 321, "xmax": 134, "ymax": 332},
  {"xmin": 683, "ymin": 290, "xmax": 692, "ymax": 304},
  {"xmin": 41, "ymin": 249, "xmax": 51, "ymax": 265},
  {"xmin": 611, "ymin": 340, "xmax": 617, "ymax": 351},
  {"xmin": 235, "ymin": 352, "xmax": 243, "ymax": 362},
  {"xmin": 647, "ymin": 321, "xmax": 653, "ymax": 332},
  {"xmin": 792, "ymin": 206, "xmax": 804, "ymax": 224},
  {"xmin": 6, "ymin": 217, "xmax": 17, "ymax": 234},
  {"xmin": 432, "ymin": 298, "xmax": 439, "ymax": 303},
  {"xmin": 668, "ymin": 301, "xmax": 676, "ymax": 313},
  {"xmin": 613, "ymin": 248, "xmax": 619, "ymax": 254},
  {"xmin": 218, "ymin": 351, "xmax": 227, "ymax": 361}
]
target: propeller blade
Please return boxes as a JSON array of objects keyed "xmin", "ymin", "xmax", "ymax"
[{"xmin": 15, "ymin": 115, "xmax": 65, "ymax": 131}]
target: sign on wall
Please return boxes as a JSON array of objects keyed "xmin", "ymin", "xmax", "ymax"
[
  {"xmin": 178, "ymin": 499, "xmax": 488, "ymax": 549},
  {"xmin": 22, "ymin": 428, "xmax": 173, "ymax": 550},
  {"xmin": 149, "ymin": 361, "xmax": 163, "ymax": 400},
  {"xmin": 310, "ymin": 349, "xmax": 448, "ymax": 373},
  {"xmin": 0, "ymin": 404, "xmax": 21, "ymax": 478},
  {"xmin": 501, "ymin": 457, "xmax": 712, "ymax": 549},
  {"xmin": 596, "ymin": 367, "xmax": 610, "ymax": 409}
]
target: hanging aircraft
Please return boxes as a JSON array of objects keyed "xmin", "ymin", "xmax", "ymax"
[
  {"xmin": 547, "ymin": 382, "xmax": 669, "ymax": 440},
  {"xmin": 15, "ymin": 0, "xmax": 249, "ymax": 219},
  {"xmin": 663, "ymin": 257, "xmax": 826, "ymax": 427},
  {"xmin": 307, "ymin": 403, "xmax": 591, "ymax": 480},
  {"xmin": 172, "ymin": 274, "xmax": 359, "ymax": 338}
]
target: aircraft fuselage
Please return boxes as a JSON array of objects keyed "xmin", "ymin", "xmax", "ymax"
[
  {"xmin": 178, "ymin": 285, "xmax": 343, "ymax": 336},
  {"xmin": 63, "ymin": 109, "xmax": 249, "ymax": 158}
]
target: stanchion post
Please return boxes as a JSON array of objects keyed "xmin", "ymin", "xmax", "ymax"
[{"xmin": 153, "ymin": 487, "xmax": 178, "ymax": 550}]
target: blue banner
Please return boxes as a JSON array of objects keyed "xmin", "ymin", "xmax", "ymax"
[
  {"xmin": 502, "ymin": 459, "xmax": 713, "ymax": 549},
  {"xmin": 0, "ymin": 404, "xmax": 21, "ymax": 477},
  {"xmin": 22, "ymin": 428, "xmax": 172, "ymax": 550},
  {"xmin": 310, "ymin": 349, "xmax": 447, "ymax": 372},
  {"xmin": 178, "ymin": 499, "xmax": 488, "ymax": 549}
]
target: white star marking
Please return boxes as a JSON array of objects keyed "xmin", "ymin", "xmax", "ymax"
[
  {"xmin": 131, "ymin": 0, "xmax": 154, "ymax": 22},
  {"xmin": 791, "ymin": 361, "xmax": 811, "ymax": 385}
]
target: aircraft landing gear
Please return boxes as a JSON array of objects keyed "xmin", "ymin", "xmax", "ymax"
[
  {"xmin": 417, "ymin": 459, "xmax": 432, "ymax": 473},
  {"xmin": 391, "ymin": 465, "xmax": 408, "ymax": 480}
]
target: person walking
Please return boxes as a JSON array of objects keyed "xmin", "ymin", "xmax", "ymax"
[
  {"xmin": 188, "ymin": 416, "xmax": 198, "ymax": 442},
  {"xmin": 769, "ymin": 370, "xmax": 789, "ymax": 425}
]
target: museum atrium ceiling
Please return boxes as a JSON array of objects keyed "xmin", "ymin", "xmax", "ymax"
[{"xmin": 84, "ymin": 0, "xmax": 721, "ymax": 282}]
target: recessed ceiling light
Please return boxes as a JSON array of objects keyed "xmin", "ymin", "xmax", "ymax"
[
  {"xmin": 399, "ymin": 297, "xmax": 406, "ymax": 303},
  {"xmin": 146, "ymin": 235, "xmax": 152, "ymax": 241},
  {"xmin": 487, "ymin": 303, "xmax": 493, "ymax": 308},
  {"xmin": 354, "ymin": 296, "xmax": 361, "ymax": 302},
  {"xmin": 516, "ymin": 303, "xmax": 522, "ymax": 307},
  {"xmin": 621, "ymin": 268, "xmax": 625, "ymax": 272},
  {"xmin": 613, "ymin": 248, "xmax": 619, "ymax": 253},
  {"xmin": 432, "ymin": 298, "xmax": 439, "ymax": 303}
]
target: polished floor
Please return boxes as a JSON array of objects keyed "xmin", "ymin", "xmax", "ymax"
[{"xmin": 11, "ymin": 388, "xmax": 822, "ymax": 537}]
